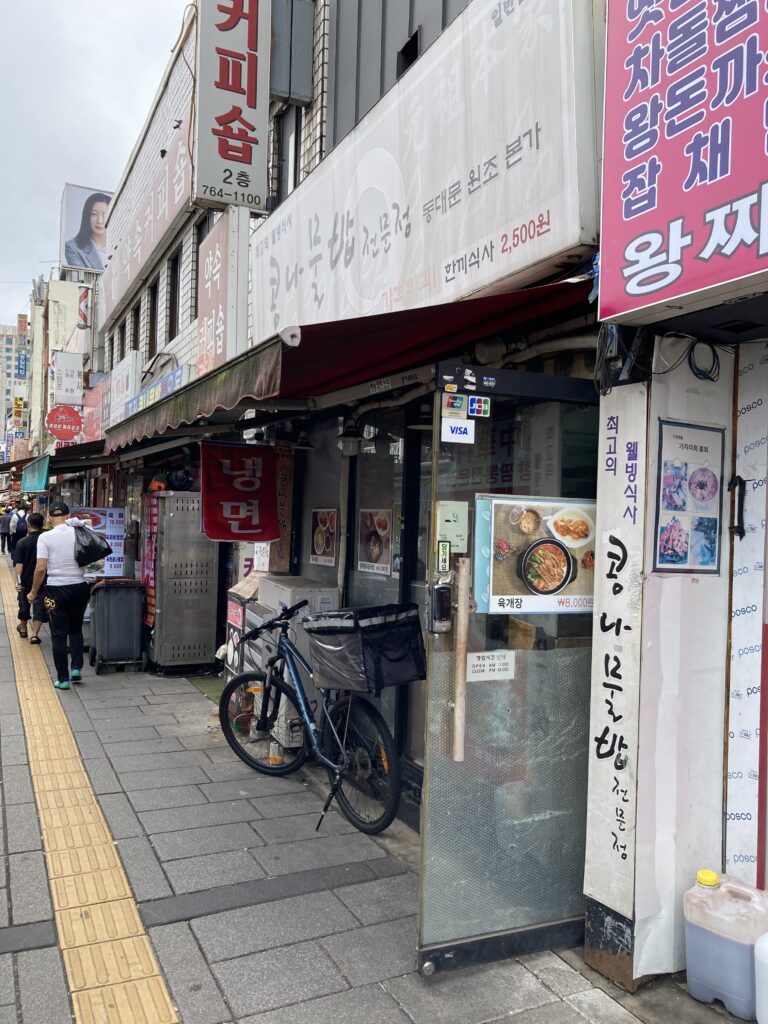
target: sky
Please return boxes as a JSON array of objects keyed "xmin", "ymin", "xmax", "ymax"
[{"xmin": 0, "ymin": 1, "xmax": 190, "ymax": 325}]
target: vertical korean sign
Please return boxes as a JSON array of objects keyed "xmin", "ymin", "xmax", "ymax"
[
  {"xmin": 600, "ymin": 2, "xmax": 768, "ymax": 322},
  {"xmin": 196, "ymin": 211, "xmax": 229, "ymax": 376},
  {"xmin": 584, "ymin": 383, "xmax": 648, "ymax": 920},
  {"xmin": 193, "ymin": 0, "xmax": 270, "ymax": 211},
  {"xmin": 200, "ymin": 442, "xmax": 280, "ymax": 541}
]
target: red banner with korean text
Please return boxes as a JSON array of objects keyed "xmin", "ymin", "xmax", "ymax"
[{"xmin": 201, "ymin": 443, "xmax": 280, "ymax": 542}]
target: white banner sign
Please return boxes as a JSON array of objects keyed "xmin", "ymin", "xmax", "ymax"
[
  {"xmin": 193, "ymin": 0, "xmax": 271, "ymax": 211},
  {"xmin": 110, "ymin": 351, "xmax": 140, "ymax": 427},
  {"xmin": 584, "ymin": 383, "xmax": 648, "ymax": 921},
  {"xmin": 53, "ymin": 350, "xmax": 84, "ymax": 406},
  {"xmin": 250, "ymin": 0, "xmax": 597, "ymax": 344}
]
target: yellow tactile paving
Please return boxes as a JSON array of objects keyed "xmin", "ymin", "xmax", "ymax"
[{"xmin": 1, "ymin": 570, "xmax": 178, "ymax": 1023}]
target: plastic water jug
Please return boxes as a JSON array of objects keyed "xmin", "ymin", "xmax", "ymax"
[{"xmin": 684, "ymin": 869, "xmax": 768, "ymax": 1020}]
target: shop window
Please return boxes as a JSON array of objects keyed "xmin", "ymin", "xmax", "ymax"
[
  {"xmin": 131, "ymin": 301, "xmax": 141, "ymax": 351},
  {"xmin": 147, "ymin": 279, "xmax": 159, "ymax": 359},
  {"xmin": 118, "ymin": 320, "xmax": 126, "ymax": 362},
  {"xmin": 167, "ymin": 248, "xmax": 182, "ymax": 343}
]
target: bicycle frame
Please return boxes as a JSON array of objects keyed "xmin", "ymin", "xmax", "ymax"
[{"xmin": 267, "ymin": 627, "xmax": 346, "ymax": 773}]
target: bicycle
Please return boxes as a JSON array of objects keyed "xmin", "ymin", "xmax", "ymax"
[{"xmin": 218, "ymin": 599, "xmax": 401, "ymax": 834}]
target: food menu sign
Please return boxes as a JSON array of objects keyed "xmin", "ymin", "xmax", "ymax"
[
  {"xmin": 584, "ymin": 382, "xmax": 648, "ymax": 921},
  {"xmin": 310, "ymin": 509, "xmax": 338, "ymax": 567},
  {"xmin": 653, "ymin": 420, "xmax": 725, "ymax": 573},
  {"xmin": 72, "ymin": 507, "xmax": 125, "ymax": 578},
  {"xmin": 600, "ymin": 2, "xmax": 768, "ymax": 323},
  {"xmin": 487, "ymin": 498, "xmax": 597, "ymax": 614},
  {"xmin": 357, "ymin": 509, "xmax": 392, "ymax": 576}
]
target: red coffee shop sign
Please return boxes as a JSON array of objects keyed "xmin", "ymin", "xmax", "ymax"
[{"xmin": 46, "ymin": 405, "xmax": 83, "ymax": 441}]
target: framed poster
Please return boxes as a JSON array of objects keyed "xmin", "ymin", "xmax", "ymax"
[
  {"xmin": 653, "ymin": 420, "xmax": 725, "ymax": 574},
  {"xmin": 310, "ymin": 509, "xmax": 338, "ymax": 567},
  {"xmin": 357, "ymin": 509, "xmax": 392, "ymax": 576}
]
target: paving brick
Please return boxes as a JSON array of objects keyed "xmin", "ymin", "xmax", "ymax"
[
  {"xmin": 127, "ymin": 785, "xmax": 208, "ymax": 812},
  {"xmin": 17, "ymin": 947, "xmax": 71, "ymax": 1024},
  {"xmin": 334, "ymin": 871, "xmax": 419, "ymax": 925},
  {"xmin": 165, "ymin": 850, "xmax": 265, "ymax": 894},
  {"xmin": 148, "ymin": 683, "xmax": 197, "ymax": 696},
  {"xmin": 253, "ymin": 810, "xmax": 355, "ymax": 845},
  {"xmin": 520, "ymin": 951, "xmax": 593, "ymax": 998},
  {"xmin": 566, "ymin": 989, "xmax": 643, "ymax": 1024},
  {"xmin": 115, "ymin": 837, "xmax": 173, "ymax": 901},
  {"xmin": 212, "ymin": 940, "xmax": 347, "ymax": 1018},
  {"xmin": 0, "ymin": 856, "xmax": 5, "ymax": 890},
  {"xmin": 0, "ymin": 1007, "xmax": 16, "ymax": 1024},
  {"xmin": 149, "ymin": 922, "xmax": 231, "ymax": 1024},
  {"xmin": 154, "ymin": 721, "xmax": 221, "ymax": 738},
  {"xmin": 98, "ymin": 793, "xmax": 144, "ymax": 838},
  {"xmin": 239, "ymin": 982, "xmax": 412, "ymax": 1024},
  {"xmin": 0, "ymin": 736, "xmax": 28, "ymax": 765},
  {"xmin": 73, "ymin": 732, "xmax": 105, "ymax": 758},
  {"xmin": 177, "ymin": 733, "xmax": 227, "ymax": 750},
  {"xmin": 0, "ymin": 715, "xmax": 23, "ymax": 738},
  {"xmin": 198, "ymin": 762, "xmax": 260, "ymax": 783},
  {"xmin": 0, "ymin": 892, "xmax": 7, "ymax": 928},
  {"xmin": 249, "ymin": 791, "xmax": 326, "ymax": 819},
  {"xmin": 0, "ymin": 952, "xmax": 12, "ymax": 1004},
  {"xmin": 320, "ymin": 915, "xmax": 417, "ymax": 985},
  {"xmin": 252, "ymin": 832, "xmax": 386, "ymax": 877},
  {"xmin": 1, "ymin": 764, "xmax": 33, "ymax": 804},
  {"xmin": 200, "ymin": 777, "xmax": 306, "ymax": 803},
  {"xmin": 102, "ymin": 738, "xmax": 185, "ymax": 757},
  {"xmin": 93, "ymin": 726, "xmax": 161, "ymax": 743},
  {"xmin": 5, "ymin": 803, "xmax": 41, "ymax": 854},
  {"xmin": 383, "ymin": 959, "xmax": 558, "ymax": 1024},
  {"xmin": 144, "ymin": 693, "xmax": 212, "ymax": 705},
  {"xmin": 8, "ymin": 852, "xmax": 52, "ymax": 925},
  {"xmin": 138, "ymin": 799, "xmax": 260, "ymax": 834},
  {"xmin": 108, "ymin": 750, "xmax": 211, "ymax": 774},
  {"xmin": 82, "ymin": 756, "xmax": 121, "ymax": 794},
  {"xmin": 120, "ymin": 766, "xmax": 210, "ymax": 790},
  {"xmin": 191, "ymin": 890, "xmax": 359, "ymax": 962},
  {"xmin": 77, "ymin": 696, "xmax": 149, "ymax": 709},
  {"xmin": 150, "ymin": 822, "xmax": 262, "ymax": 861}
]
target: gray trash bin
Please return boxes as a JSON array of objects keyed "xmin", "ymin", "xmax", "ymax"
[{"xmin": 88, "ymin": 578, "xmax": 147, "ymax": 674}]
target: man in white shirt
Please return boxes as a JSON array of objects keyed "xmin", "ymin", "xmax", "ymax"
[{"xmin": 28, "ymin": 501, "xmax": 91, "ymax": 690}]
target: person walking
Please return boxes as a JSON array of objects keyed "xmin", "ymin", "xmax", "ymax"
[
  {"xmin": 27, "ymin": 502, "xmax": 91, "ymax": 690},
  {"xmin": 0, "ymin": 507, "xmax": 12, "ymax": 554},
  {"xmin": 9, "ymin": 505, "xmax": 28, "ymax": 558},
  {"xmin": 13, "ymin": 512, "xmax": 47, "ymax": 643}
]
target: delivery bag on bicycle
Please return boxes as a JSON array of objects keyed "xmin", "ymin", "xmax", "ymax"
[{"xmin": 303, "ymin": 603, "xmax": 426, "ymax": 696}]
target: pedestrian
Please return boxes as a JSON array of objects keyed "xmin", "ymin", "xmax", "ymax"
[
  {"xmin": 0, "ymin": 506, "xmax": 11, "ymax": 554},
  {"xmin": 9, "ymin": 505, "xmax": 28, "ymax": 558},
  {"xmin": 27, "ymin": 501, "xmax": 91, "ymax": 690},
  {"xmin": 13, "ymin": 512, "xmax": 47, "ymax": 643}
]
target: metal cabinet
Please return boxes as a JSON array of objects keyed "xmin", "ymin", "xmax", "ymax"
[{"xmin": 148, "ymin": 493, "xmax": 219, "ymax": 668}]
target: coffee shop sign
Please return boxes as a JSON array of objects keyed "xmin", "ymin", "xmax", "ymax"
[{"xmin": 124, "ymin": 365, "xmax": 192, "ymax": 419}]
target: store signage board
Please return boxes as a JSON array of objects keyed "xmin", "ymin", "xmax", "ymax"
[
  {"xmin": 584, "ymin": 382, "xmax": 648, "ymax": 922},
  {"xmin": 53, "ymin": 350, "xmax": 84, "ymax": 406},
  {"xmin": 21, "ymin": 455, "xmax": 50, "ymax": 493},
  {"xmin": 195, "ymin": 211, "xmax": 230, "ymax": 376},
  {"xmin": 124, "ymin": 365, "xmax": 192, "ymax": 419},
  {"xmin": 600, "ymin": 3, "xmax": 768, "ymax": 324},
  {"xmin": 72, "ymin": 507, "xmax": 126, "ymax": 577},
  {"xmin": 193, "ymin": 0, "xmax": 270, "ymax": 211},
  {"xmin": 110, "ymin": 351, "xmax": 140, "ymax": 427},
  {"xmin": 310, "ymin": 508, "xmax": 338, "ymax": 567},
  {"xmin": 46, "ymin": 405, "xmax": 83, "ymax": 441},
  {"xmin": 250, "ymin": 0, "xmax": 597, "ymax": 344},
  {"xmin": 200, "ymin": 442, "xmax": 280, "ymax": 542}
]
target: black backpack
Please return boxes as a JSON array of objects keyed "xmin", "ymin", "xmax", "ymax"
[{"xmin": 15, "ymin": 514, "xmax": 28, "ymax": 538}]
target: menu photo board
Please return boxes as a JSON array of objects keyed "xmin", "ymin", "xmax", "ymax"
[
  {"xmin": 653, "ymin": 420, "xmax": 725, "ymax": 574},
  {"xmin": 357, "ymin": 509, "xmax": 392, "ymax": 576},
  {"xmin": 310, "ymin": 508, "xmax": 338, "ymax": 567}
]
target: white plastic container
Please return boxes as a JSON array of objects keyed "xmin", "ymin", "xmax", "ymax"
[
  {"xmin": 684, "ymin": 869, "xmax": 768, "ymax": 1020},
  {"xmin": 755, "ymin": 931, "xmax": 768, "ymax": 1023}
]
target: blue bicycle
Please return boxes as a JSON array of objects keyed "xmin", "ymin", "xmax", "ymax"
[{"xmin": 218, "ymin": 600, "xmax": 401, "ymax": 834}]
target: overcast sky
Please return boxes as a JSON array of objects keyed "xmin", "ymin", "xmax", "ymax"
[{"xmin": 0, "ymin": 1, "xmax": 189, "ymax": 325}]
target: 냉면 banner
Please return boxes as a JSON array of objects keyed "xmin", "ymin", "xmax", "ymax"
[{"xmin": 201, "ymin": 442, "xmax": 279, "ymax": 542}]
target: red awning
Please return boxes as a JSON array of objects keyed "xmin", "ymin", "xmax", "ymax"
[{"xmin": 104, "ymin": 279, "xmax": 591, "ymax": 451}]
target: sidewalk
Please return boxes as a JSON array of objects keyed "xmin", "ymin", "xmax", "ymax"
[{"xmin": 0, "ymin": 572, "xmax": 741, "ymax": 1023}]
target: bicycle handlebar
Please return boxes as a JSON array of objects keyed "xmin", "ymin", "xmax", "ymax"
[{"xmin": 241, "ymin": 599, "xmax": 309, "ymax": 643}]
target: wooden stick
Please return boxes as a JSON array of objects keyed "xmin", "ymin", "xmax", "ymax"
[{"xmin": 452, "ymin": 557, "xmax": 470, "ymax": 762}]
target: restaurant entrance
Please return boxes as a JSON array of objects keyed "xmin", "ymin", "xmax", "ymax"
[{"xmin": 418, "ymin": 363, "xmax": 599, "ymax": 972}]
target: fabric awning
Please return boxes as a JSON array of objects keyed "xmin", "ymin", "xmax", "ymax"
[{"xmin": 105, "ymin": 279, "xmax": 591, "ymax": 452}]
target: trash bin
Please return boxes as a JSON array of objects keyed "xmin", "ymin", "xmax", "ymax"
[{"xmin": 88, "ymin": 578, "xmax": 147, "ymax": 674}]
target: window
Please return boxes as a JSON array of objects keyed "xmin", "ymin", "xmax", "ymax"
[
  {"xmin": 118, "ymin": 320, "xmax": 126, "ymax": 362},
  {"xmin": 277, "ymin": 106, "xmax": 302, "ymax": 202},
  {"xmin": 397, "ymin": 29, "xmax": 420, "ymax": 79},
  {"xmin": 108, "ymin": 333, "xmax": 116, "ymax": 370},
  {"xmin": 167, "ymin": 249, "xmax": 182, "ymax": 343},
  {"xmin": 131, "ymin": 301, "xmax": 141, "ymax": 351},
  {"xmin": 147, "ymin": 279, "xmax": 159, "ymax": 359}
]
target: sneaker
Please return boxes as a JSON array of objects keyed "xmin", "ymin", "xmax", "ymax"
[
  {"xmin": 70, "ymin": 669, "xmax": 82, "ymax": 684},
  {"xmin": 53, "ymin": 679, "xmax": 70, "ymax": 690}
]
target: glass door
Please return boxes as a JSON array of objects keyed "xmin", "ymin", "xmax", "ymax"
[{"xmin": 418, "ymin": 373, "xmax": 598, "ymax": 972}]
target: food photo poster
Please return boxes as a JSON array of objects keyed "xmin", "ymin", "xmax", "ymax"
[
  {"xmin": 358, "ymin": 509, "xmax": 392, "ymax": 575},
  {"xmin": 654, "ymin": 420, "xmax": 725, "ymax": 574},
  {"xmin": 487, "ymin": 498, "xmax": 597, "ymax": 614},
  {"xmin": 310, "ymin": 508, "xmax": 338, "ymax": 567}
]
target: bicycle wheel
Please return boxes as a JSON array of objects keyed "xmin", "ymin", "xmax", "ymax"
[
  {"xmin": 219, "ymin": 671, "xmax": 308, "ymax": 776},
  {"xmin": 324, "ymin": 695, "xmax": 400, "ymax": 834}
]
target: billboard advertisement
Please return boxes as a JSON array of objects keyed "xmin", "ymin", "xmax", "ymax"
[
  {"xmin": 600, "ymin": 3, "xmax": 768, "ymax": 323},
  {"xmin": 60, "ymin": 183, "xmax": 114, "ymax": 271}
]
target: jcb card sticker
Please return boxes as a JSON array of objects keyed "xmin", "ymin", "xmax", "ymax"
[
  {"xmin": 441, "ymin": 418, "xmax": 475, "ymax": 444},
  {"xmin": 469, "ymin": 395, "xmax": 491, "ymax": 417},
  {"xmin": 441, "ymin": 393, "xmax": 467, "ymax": 419}
]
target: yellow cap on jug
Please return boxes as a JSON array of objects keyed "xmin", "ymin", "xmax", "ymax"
[{"xmin": 697, "ymin": 869, "xmax": 719, "ymax": 887}]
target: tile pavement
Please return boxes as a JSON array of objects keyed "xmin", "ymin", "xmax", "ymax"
[{"xmin": 0, "ymin": 623, "xmax": 743, "ymax": 1023}]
